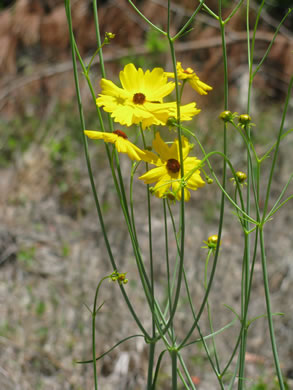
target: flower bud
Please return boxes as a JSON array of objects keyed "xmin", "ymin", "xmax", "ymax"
[
  {"xmin": 219, "ymin": 110, "xmax": 233, "ymax": 122},
  {"xmin": 105, "ymin": 32, "xmax": 115, "ymax": 44},
  {"xmin": 238, "ymin": 114, "xmax": 251, "ymax": 125},
  {"xmin": 207, "ymin": 235, "xmax": 219, "ymax": 247},
  {"xmin": 235, "ymin": 171, "xmax": 247, "ymax": 183},
  {"xmin": 166, "ymin": 192, "xmax": 176, "ymax": 202}
]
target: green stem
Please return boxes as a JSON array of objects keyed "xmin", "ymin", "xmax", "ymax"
[
  {"xmin": 163, "ymin": 199, "xmax": 175, "ymax": 341},
  {"xmin": 259, "ymin": 228, "xmax": 285, "ymax": 389},
  {"xmin": 223, "ymin": 0, "xmax": 244, "ymax": 24},
  {"xmin": 178, "ymin": 353, "xmax": 197, "ymax": 390},
  {"xmin": 147, "ymin": 342, "xmax": 156, "ymax": 389},
  {"xmin": 204, "ymin": 250, "xmax": 221, "ymax": 373},
  {"xmin": 262, "ymin": 76, "xmax": 293, "ymax": 222},
  {"xmin": 171, "ymin": 349, "xmax": 177, "ymax": 390},
  {"xmin": 65, "ymin": 0, "xmax": 150, "ymax": 339},
  {"xmin": 178, "ymin": 16, "xmax": 229, "ymax": 348},
  {"xmin": 152, "ymin": 350, "xmax": 167, "ymax": 389},
  {"xmin": 172, "ymin": 0, "xmax": 205, "ymax": 41},
  {"xmin": 128, "ymin": 0, "xmax": 166, "ymax": 35},
  {"xmin": 92, "ymin": 276, "xmax": 110, "ymax": 390},
  {"xmin": 155, "ymin": 11, "xmax": 186, "ymax": 339}
]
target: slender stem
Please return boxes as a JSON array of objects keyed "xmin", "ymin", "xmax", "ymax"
[
  {"xmin": 163, "ymin": 199, "xmax": 174, "ymax": 341},
  {"xmin": 262, "ymin": 76, "xmax": 293, "ymax": 221},
  {"xmin": 252, "ymin": 8, "xmax": 292, "ymax": 79},
  {"xmin": 147, "ymin": 342, "xmax": 156, "ymax": 389},
  {"xmin": 152, "ymin": 350, "xmax": 167, "ymax": 389},
  {"xmin": 92, "ymin": 276, "xmax": 109, "ymax": 390},
  {"xmin": 238, "ymin": 1, "xmax": 254, "ymax": 384},
  {"xmin": 259, "ymin": 228, "xmax": 285, "ymax": 389},
  {"xmin": 172, "ymin": 0, "xmax": 205, "ymax": 41},
  {"xmin": 204, "ymin": 250, "xmax": 221, "ymax": 373},
  {"xmin": 171, "ymin": 349, "xmax": 177, "ymax": 390},
  {"xmin": 128, "ymin": 0, "xmax": 166, "ymax": 35},
  {"xmin": 65, "ymin": 0, "xmax": 150, "ymax": 339},
  {"xmin": 156, "ymin": 6, "xmax": 186, "ymax": 339},
  {"xmin": 223, "ymin": 0, "xmax": 244, "ymax": 24},
  {"xmin": 178, "ymin": 353, "xmax": 197, "ymax": 390}
]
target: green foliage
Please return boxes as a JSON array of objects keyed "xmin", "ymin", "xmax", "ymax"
[
  {"xmin": 146, "ymin": 29, "xmax": 168, "ymax": 53},
  {"xmin": 249, "ymin": 377, "xmax": 290, "ymax": 390},
  {"xmin": 17, "ymin": 246, "xmax": 35, "ymax": 266},
  {"xmin": 35, "ymin": 301, "xmax": 46, "ymax": 316},
  {"xmin": 0, "ymin": 115, "xmax": 39, "ymax": 167}
]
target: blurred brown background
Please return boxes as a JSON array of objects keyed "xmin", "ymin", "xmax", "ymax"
[{"xmin": 0, "ymin": 1, "xmax": 293, "ymax": 389}]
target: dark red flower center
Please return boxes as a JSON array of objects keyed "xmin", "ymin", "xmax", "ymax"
[
  {"xmin": 113, "ymin": 130, "xmax": 128, "ymax": 139},
  {"xmin": 167, "ymin": 158, "xmax": 180, "ymax": 173},
  {"xmin": 133, "ymin": 93, "xmax": 146, "ymax": 104}
]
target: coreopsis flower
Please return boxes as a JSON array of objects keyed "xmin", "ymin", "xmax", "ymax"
[
  {"xmin": 84, "ymin": 129, "xmax": 156, "ymax": 161},
  {"xmin": 96, "ymin": 63, "xmax": 176, "ymax": 129},
  {"xmin": 165, "ymin": 101, "xmax": 201, "ymax": 121},
  {"xmin": 165, "ymin": 62, "xmax": 212, "ymax": 95},
  {"xmin": 139, "ymin": 132, "xmax": 205, "ymax": 201}
]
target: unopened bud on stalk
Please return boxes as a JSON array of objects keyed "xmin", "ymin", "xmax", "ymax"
[
  {"xmin": 105, "ymin": 32, "xmax": 115, "ymax": 44},
  {"xmin": 236, "ymin": 171, "xmax": 247, "ymax": 183},
  {"xmin": 202, "ymin": 235, "xmax": 221, "ymax": 252},
  {"xmin": 219, "ymin": 110, "xmax": 233, "ymax": 122},
  {"xmin": 238, "ymin": 114, "xmax": 251, "ymax": 125},
  {"xmin": 165, "ymin": 191, "xmax": 176, "ymax": 202},
  {"xmin": 110, "ymin": 270, "xmax": 128, "ymax": 285},
  {"xmin": 207, "ymin": 235, "xmax": 219, "ymax": 247}
]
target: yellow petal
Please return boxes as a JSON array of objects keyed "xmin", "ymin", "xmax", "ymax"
[
  {"xmin": 189, "ymin": 78, "xmax": 213, "ymax": 95},
  {"xmin": 172, "ymin": 181, "xmax": 191, "ymax": 201},
  {"xmin": 183, "ymin": 157, "xmax": 202, "ymax": 171},
  {"xmin": 139, "ymin": 166, "xmax": 168, "ymax": 184},
  {"xmin": 152, "ymin": 132, "xmax": 171, "ymax": 162},
  {"xmin": 186, "ymin": 173, "xmax": 206, "ymax": 190},
  {"xmin": 100, "ymin": 79, "xmax": 129, "ymax": 99},
  {"xmin": 153, "ymin": 174, "xmax": 173, "ymax": 198},
  {"xmin": 119, "ymin": 63, "xmax": 140, "ymax": 93},
  {"xmin": 84, "ymin": 130, "xmax": 118, "ymax": 143}
]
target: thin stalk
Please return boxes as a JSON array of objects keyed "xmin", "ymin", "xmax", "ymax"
[
  {"xmin": 65, "ymin": 0, "xmax": 150, "ymax": 339},
  {"xmin": 139, "ymin": 126, "xmax": 157, "ymax": 387},
  {"xmin": 171, "ymin": 349, "xmax": 177, "ymax": 390},
  {"xmin": 156, "ymin": 9, "xmax": 186, "ymax": 338},
  {"xmin": 238, "ymin": 0, "xmax": 254, "ymax": 384},
  {"xmin": 152, "ymin": 350, "xmax": 167, "ymax": 389},
  {"xmin": 259, "ymin": 228, "xmax": 285, "ymax": 389},
  {"xmin": 92, "ymin": 0, "xmax": 138, "ymax": 251},
  {"xmin": 92, "ymin": 276, "xmax": 110, "ymax": 390},
  {"xmin": 183, "ymin": 269, "xmax": 224, "ymax": 388},
  {"xmin": 128, "ymin": 0, "xmax": 166, "ymax": 35},
  {"xmin": 204, "ymin": 250, "xmax": 221, "ymax": 373},
  {"xmin": 224, "ymin": 0, "xmax": 244, "ymax": 24},
  {"xmin": 178, "ymin": 14, "xmax": 229, "ymax": 346},
  {"xmin": 147, "ymin": 342, "xmax": 156, "ymax": 389},
  {"xmin": 172, "ymin": 0, "xmax": 205, "ymax": 41},
  {"xmin": 177, "ymin": 353, "xmax": 197, "ymax": 390},
  {"xmin": 261, "ymin": 76, "xmax": 293, "ymax": 221},
  {"xmin": 163, "ymin": 199, "xmax": 175, "ymax": 342}
]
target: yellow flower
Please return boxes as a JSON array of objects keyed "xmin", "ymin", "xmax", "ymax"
[
  {"xmin": 165, "ymin": 101, "xmax": 201, "ymax": 121},
  {"xmin": 84, "ymin": 129, "xmax": 156, "ymax": 161},
  {"xmin": 139, "ymin": 132, "xmax": 205, "ymax": 201},
  {"xmin": 96, "ymin": 63, "xmax": 176, "ymax": 129},
  {"xmin": 165, "ymin": 62, "xmax": 212, "ymax": 95}
]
